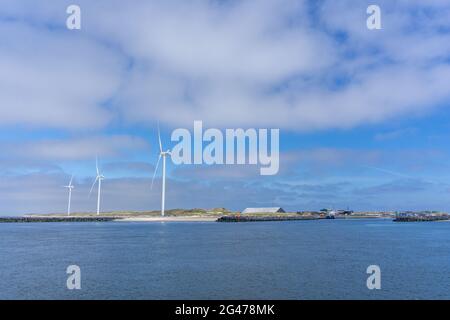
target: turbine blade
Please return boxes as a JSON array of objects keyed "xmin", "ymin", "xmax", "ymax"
[
  {"xmin": 96, "ymin": 157, "xmax": 99, "ymax": 176},
  {"xmin": 151, "ymin": 154, "xmax": 162, "ymax": 190},
  {"xmin": 89, "ymin": 177, "xmax": 99, "ymax": 197},
  {"xmin": 157, "ymin": 122, "xmax": 163, "ymax": 153},
  {"xmin": 69, "ymin": 174, "xmax": 74, "ymax": 186}
]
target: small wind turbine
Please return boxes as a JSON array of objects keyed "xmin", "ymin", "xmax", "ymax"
[
  {"xmin": 151, "ymin": 124, "xmax": 171, "ymax": 217},
  {"xmin": 64, "ymin": 175, "xmax": 74, "ymax": 216},
  {"xmin": 89, "ymin": 157, "xmax": 105, "ymax": 215}
]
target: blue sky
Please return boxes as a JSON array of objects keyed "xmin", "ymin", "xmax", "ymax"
[{"xmin": 1, "ymin": 0, "xmax": 450, "ymax": 215}]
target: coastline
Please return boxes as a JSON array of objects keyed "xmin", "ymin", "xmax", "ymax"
[
  {"xmin": 2, "ymin": 210, "xmax": 446, "ymax": 223},
  {"xmin": 117, "ymin": 216, "xmax": 219, "ymax": 222},
  {"xmin": 0, "ymin": 215, "xmax": 221, "ymax": 223},
  {"xmin": 1, "ymin": 214, "xmax": 448, "ymax": 223},
  {"xmin": 0, "ymin": 214, "xmax": 392, "ymax": 223}
]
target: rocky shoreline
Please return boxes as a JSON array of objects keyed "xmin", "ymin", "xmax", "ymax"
[
  {"xmin": 393, "ymin": 215, "xmax": 450, "ymax": 222},
  {"xmin": 0, "ymin": 216, "xmax": 120, "ymax": 223},
  {"xmin": 217, "ymin": 215, "xmax": 320, "ymax": 222}
]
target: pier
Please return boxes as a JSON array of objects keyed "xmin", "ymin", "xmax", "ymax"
[
  {"xmin": 217, "ymin": 215, "xmax": 320, "ymax": 222},
  {"xmin": 0, "ymin": 216, "xmax": 120, "ymax": 223},
  {"xmin": 393, "ymin": 212, "xmax": 450, "ymax": 222}
]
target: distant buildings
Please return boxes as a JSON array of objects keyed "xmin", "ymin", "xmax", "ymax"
[
  {"xmin": 242, "ymin": 207, "xmax": 286, "ymax": 214},
  {"xmin": 320, "ymin": 209, "xmax": 353, "ymax": 216},
  {"xmin": 240, "ymin": 207, "xmax": 357, "ymax": 216}
]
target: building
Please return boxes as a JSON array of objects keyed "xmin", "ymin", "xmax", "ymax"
[
  {"xmin": 241, "ymin": 207, "xmax": 286, "ymax": 214},
  {"xmin": 336, "ymin": 209, "xmax": 353, "ymax": 215},
  {"xmin": 320, "ymin": 208, "xmax": 353, "ymax": 215}
]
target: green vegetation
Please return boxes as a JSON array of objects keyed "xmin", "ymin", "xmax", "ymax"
[{"xmin": 32, "ymin": 208, "xmax": 234, "ymax": 217}]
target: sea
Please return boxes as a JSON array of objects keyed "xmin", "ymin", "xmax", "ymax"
[{"xmin": 1, "ymin": 219, "xmax": 449, "ymax": 299}]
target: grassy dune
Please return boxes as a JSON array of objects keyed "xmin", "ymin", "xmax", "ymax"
[
  {"xmin": 30, "ymin": 208, "xmax": 234, "ymax": 217},
  {"xmin": 28, "ymin": 209, "xmax": 397, "ymax": 219}
]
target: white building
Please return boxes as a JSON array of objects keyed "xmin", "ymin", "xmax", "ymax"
[{"xmin": 241, "ymin": 207, "xmax": 286, "ymax": 214}]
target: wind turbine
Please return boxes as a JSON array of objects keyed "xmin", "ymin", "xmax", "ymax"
[
  {"xmin": 64, "ymin": 175, "xmax": 74, "ymax": 216},
  {"xmin": 89, "ymin": 157, "xmax": 105, "ymax": 215},
  {"xmin": 151, "ymin": 124, "xmax": 171, "ymax": 217}
]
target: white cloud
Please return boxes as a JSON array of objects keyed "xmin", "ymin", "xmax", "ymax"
[
  {"xmin": 96, "ymin": 0, "xmax": 450, "ymax": 130},
  {"xmin": 0, "ymin": 135, "xmax": 149, "ymax": 161},
  {"xmin": 3, "ymin": 0, "xmax": 449, "ymax": 131},
  {"xmin": 2, "ymin": 168, "xmax": 449, "ymax": 215},
  {"xmin": 0, "ymin": 20, "xmax": 124, "ymax": 129}
]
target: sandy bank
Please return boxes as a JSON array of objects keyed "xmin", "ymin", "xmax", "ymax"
[{"xmin": 117, "ymin": 216, "xmax": 219, "ymax": 222}]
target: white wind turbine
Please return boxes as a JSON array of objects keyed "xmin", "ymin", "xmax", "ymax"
[
  {"xmin": 151, "ymin": 124, "xmax": 171, "ymax": 217},
  {"xmin": 64, "ymin": 175, "xmax": 74, "ymax": 216},
  {"xmin": 89, "ymin": 157, "xmax": 105, "ymax": 215}
]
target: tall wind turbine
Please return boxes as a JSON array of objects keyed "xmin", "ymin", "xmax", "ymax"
[
  {"xmin": 151, "ymin": 124, "xmax": 171, "ymax": 217},
  {"xmin": 89, "ymin": 157, "xmax": 105, "ymax": 215},
  {"xmin": 64, "ymin": 175, "xmax": 74, "ymax": 216}
]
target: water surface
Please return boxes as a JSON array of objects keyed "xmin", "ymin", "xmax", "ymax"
[{"xmin": 1, "ymin": 219, "xmax": 449, "ymax": 299}]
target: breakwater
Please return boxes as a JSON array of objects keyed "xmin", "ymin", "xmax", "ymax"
[
  {"xmin": 394, "ymin": 215, "xmax": 450, "ymax": 222},
  {"xmin": 0, "ymin": 216, "xmax": 120, "ymax": 223},
  {"xmin": 217, "ymin": 215, "xmax": 320, "ymax": 222}
]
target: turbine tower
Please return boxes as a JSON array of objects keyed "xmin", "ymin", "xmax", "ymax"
[
  {"xmin": 89, "ymin": 157, "xmax": 105, "ymax": 215},
  {"xmin": 64, "ymin": 175, "xmax": 74, "ymax": 216},
  {"xmin": 151, "ymin": 124, "xmax": 171, "ymax": 217}
]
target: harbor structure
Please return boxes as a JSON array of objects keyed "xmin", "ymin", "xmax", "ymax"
[
  {"xmin": 394, "ymin": 211, "xmax": 450, "ymax": 222},
  {"xmin": 242, "ymin": 207, "xmax": 286, "ymax": 214}
]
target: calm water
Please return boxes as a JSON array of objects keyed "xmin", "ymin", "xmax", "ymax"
[{"xmin": 1, "ymin": 219, "xmax": 450, "ymax": 299}]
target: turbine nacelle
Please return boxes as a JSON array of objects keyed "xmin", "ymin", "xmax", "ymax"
[{"xmin": 64, "ymin": 175, "xmax": 75, "ymax": 189}]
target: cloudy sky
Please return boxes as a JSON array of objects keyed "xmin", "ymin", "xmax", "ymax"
[{"xmin": 1, "ymin": 0, "xmax": 450, "ymax": 215}]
